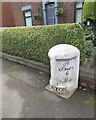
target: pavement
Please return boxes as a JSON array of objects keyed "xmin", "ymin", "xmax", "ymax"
[{"xmin": 0, "ymin": 58, "xmax": 95, "ymax": 118}]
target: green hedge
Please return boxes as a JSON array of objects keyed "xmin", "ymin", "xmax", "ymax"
[
  {"xmin": 1, "ymin": 24, "xmax": 86, "ymax": 65},
  {"xmin": 82, "ymin": 0, "xmax": 96, "ymax": 22}
]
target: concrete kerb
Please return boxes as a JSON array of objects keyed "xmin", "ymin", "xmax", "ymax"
[
  {"xmin": 79, "ymin": 67, "xmax": 95, "ymax": 89},
  {"xmin": 0, "ymin": 52, "xmax": 95, "ymax": 89},
  {"xmin": 0, "ymin": 52, "xmax": 50, "ymax": 74}
]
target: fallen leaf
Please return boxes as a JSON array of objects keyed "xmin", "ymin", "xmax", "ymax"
[
  {"xmin": 83, "ymin": 88, "xmax": 87, "ymax": 91},
  {"xmin": 39, "ymin": 71, "xmax": 43, "ymax": 74},
  {"xmin": 10, "ymin": 65, "xmax": 19, "ymax": 70},
  {"xmin": 79, "ymin": 86, "xmax": 82, "ymax": 89}
]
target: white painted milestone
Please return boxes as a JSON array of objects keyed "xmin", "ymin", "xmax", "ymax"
[{"xmin": 48, "ymin": 44, "xmax": 80, "ymax": 97}]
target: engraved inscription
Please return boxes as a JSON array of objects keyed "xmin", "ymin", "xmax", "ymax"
[
  {"xmin": 58, "ymin": 61, "xmax": 74, "ymax": 72},
  {"xmin": 58, "ymin": 60, "xmax": 74, "ymax": 83},
  {"xmin": 51, "ymin": 86, "xmax": 68, "ymax": 94}
]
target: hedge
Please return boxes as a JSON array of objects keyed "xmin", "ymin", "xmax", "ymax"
[
  {"xmin": 82, "ymin": 0, "xmax": 96, "ymax": 22},
  {"xmin": 1, "ymin": 23, "xmax": 86, "ymax": 65}
]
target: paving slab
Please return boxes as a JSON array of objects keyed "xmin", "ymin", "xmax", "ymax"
[{"xmin": 1, "ymin": 58, "xmax": 95, "ymax": 118}]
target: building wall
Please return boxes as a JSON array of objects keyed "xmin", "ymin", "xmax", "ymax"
[
  {"xmin": 11, "ymin": 2, "xmax": 44, "ymax": 26},
  {"xmin": 58, "ymin": 2, "xmax": 74, "ymax": 24},
  {"xmin": 11, "ymin": 2, "xmax": 74, "ymax": 26},
  {"xmin": 2, "ymin": 2, "xmax": 15, "ymax": 27},
  {"xmin": 1, "ymin": 2, "xmax": 75, "ymax": 27}
]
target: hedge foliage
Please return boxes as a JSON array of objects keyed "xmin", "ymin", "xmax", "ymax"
[
  {"xmin": 82, "ymin": 0, "xmax": 96, "ymax": 22},
  {"xmin": 1, "ymin": 24, "xmax": 86, "ymax": 65}
]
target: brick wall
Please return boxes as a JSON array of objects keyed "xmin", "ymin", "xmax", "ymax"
[
  {"xmin": 11, "ymin": 2, "xmax": 44, "ymax": 26},
  {"xmin": 2, "ymin": 2, "xmax": 75, "ymax": 27},
  {"xmin": 2, "ymin": 2, "xmax": 15, "ymax": 27},
  {"xmin": 58, "ymin": 2, "xmax": 74, "ymax": 24}
]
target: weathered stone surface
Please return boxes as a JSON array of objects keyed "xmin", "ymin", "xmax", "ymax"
[
  {"xmin": 45, "ymin": 84, "xmax": 75, "ymax": 99},
  {"xmin": 48, "ymin": 44, "xmax": 80, "ymax": 98}
]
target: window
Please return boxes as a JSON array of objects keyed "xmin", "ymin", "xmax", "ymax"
[
  {"xmin": 23, "ymin": 10, "xmax": 32, "ymax": 26},
  {"xmin": 22, "ymin": 5, "xmax": 32, "ymax": 26},
  {"xmin": 74, "ymin": 2, "xmax": 83, "ymax": 23}
]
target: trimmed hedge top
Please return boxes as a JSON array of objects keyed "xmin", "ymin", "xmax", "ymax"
[{"xmin": 1, "ymin": 23, "xmax": 86, "ymax": 65}]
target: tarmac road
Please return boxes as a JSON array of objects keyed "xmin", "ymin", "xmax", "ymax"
[{"xmin": 0, "ymin": 58, "xmax": 95, "ymax": 118}]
